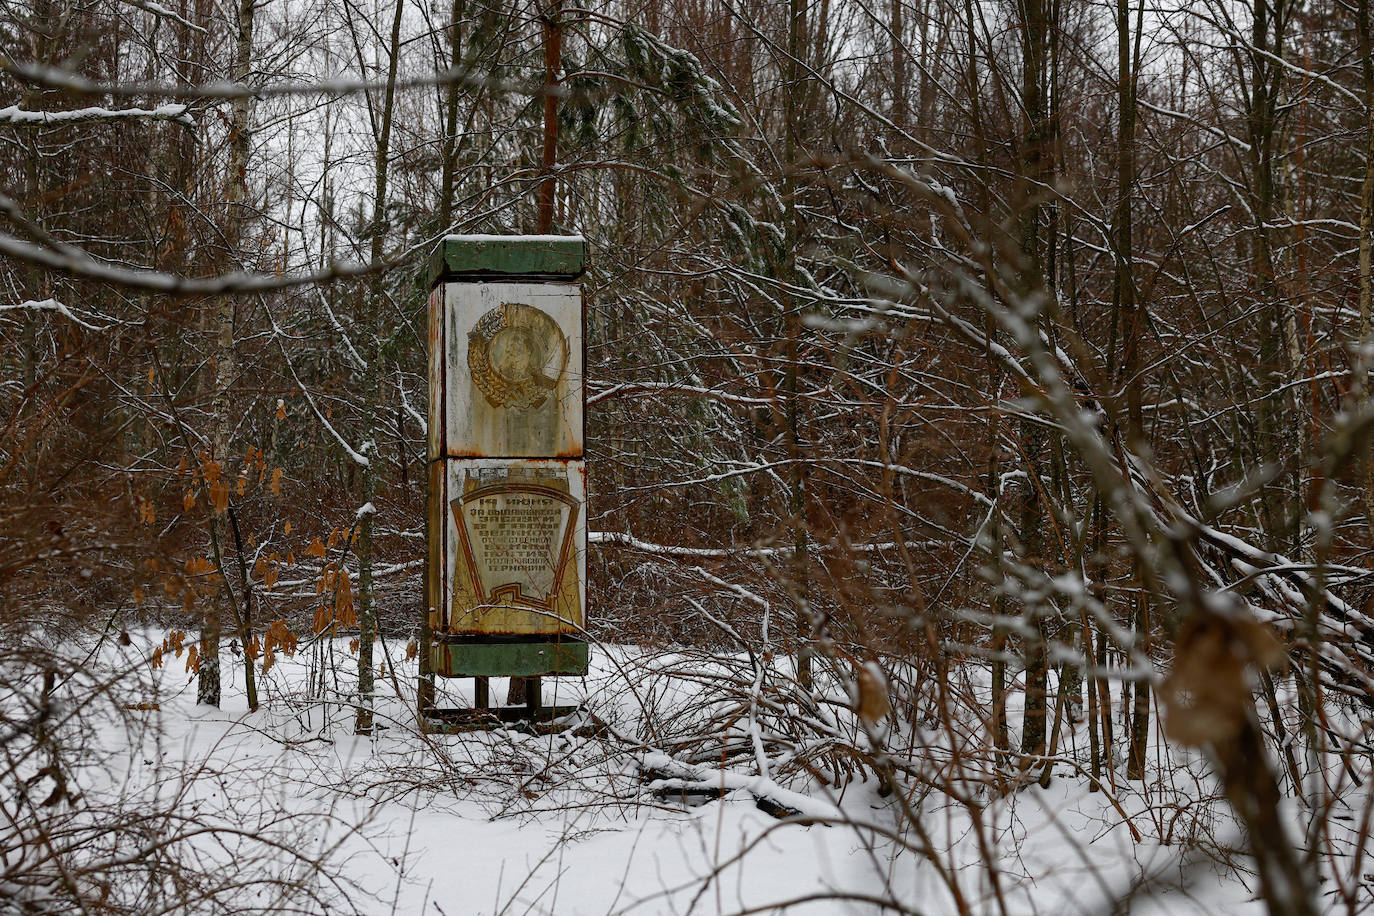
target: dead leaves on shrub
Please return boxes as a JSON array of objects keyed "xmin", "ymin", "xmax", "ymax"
[
  {"xmin": 170, "ymin": 449, "xmax": 284, "ymax": 518},
  {"xmin": 260, "ymin": 619, "xmax": 298, "ymax": 673}
]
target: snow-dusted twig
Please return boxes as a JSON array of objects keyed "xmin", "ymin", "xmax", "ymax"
[{"xmin": 0, "ymin": 298, "xmax": 111, "ymax": 330}]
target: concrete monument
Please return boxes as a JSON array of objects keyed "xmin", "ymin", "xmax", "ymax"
[{"xmin": 423, "ymin": 236, "xmax": 588, "ymax": 715}]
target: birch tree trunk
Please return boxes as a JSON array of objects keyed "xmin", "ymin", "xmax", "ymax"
[{"xmin": 201, "ymin": 0, "xmax": 259, "ymax": 711}]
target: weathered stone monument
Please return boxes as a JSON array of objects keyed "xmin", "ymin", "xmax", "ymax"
[{"xmin": 422, "ymin": 235, "xmax": 588, "ymax": 722}]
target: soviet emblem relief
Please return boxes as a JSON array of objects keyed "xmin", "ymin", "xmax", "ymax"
[{"xmin": 468, "ymin": 302, "xmax": 568, "ymax": 409}]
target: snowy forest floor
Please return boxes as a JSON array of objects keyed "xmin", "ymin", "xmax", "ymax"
[{"xmin": 44, "ymin": 629, "xmax": 1363, "ymax": 916}]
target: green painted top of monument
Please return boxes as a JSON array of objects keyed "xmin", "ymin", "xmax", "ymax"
[{"xmin": 428, "ymin": 234, "xmax": 585, "ymax": 287}]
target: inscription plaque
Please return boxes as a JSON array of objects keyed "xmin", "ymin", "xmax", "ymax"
[{"xmin": 443, "ymin": 459, "xmax": 585, "ymax": 636}]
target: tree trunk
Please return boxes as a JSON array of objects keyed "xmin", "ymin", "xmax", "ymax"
[
  {"xmin": 437, "ymin": 0, "xmax": 465, "ymax": 234},
  {"xmin": 1248, "ymin": 0, "xmax": 1293, "ymax": 551},
  {"xmin": 421, "ymin": 0, "xmax": 467, "ymax": 721},
  {"xmin": 1116, "ymin": 0, "xmax": 1147, "ymax": 779},
  {"xmin": 508, "ymin": 0, "xmax": 562, "ymax": 708},
  {"xmin": 537, "ymin": 0, "xmax": 562, "ymax": 232},
  {"xmin": 1357, "ymin": 0, "xmax": 1374, "ymax": 537},
  {"xmin": 357, "ymin": 0, "xmax": 406, "ymax": 735},
  {"xmin": 1015, "ymin": 0, "xmax": 1053, "ymax": 768},
  {"xmin": 786, "ymin": 0, "xmax": 813, "ymax": 692},
  {"xmin": 202, "ymin": 0, "xmax": 259, "ymax": 711},
  {"xmin": 889, "ymin": 0, "xmax": 906, "ymax": 130}
]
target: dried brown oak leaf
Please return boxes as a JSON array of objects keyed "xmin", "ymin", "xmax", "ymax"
[
  {"xmin": 855, "ymin": 661, "xmax": 892, "ymax": 728},
  {"xmin": 1160, "ymin": 614, "xmax": 1283, "ymax": 748}
]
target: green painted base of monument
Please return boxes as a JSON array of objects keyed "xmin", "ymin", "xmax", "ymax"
[{"xmin": 431, "ymin": 639, "xmax": 589, "ymax": 677}]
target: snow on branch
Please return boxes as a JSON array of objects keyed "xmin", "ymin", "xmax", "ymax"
[
  {"xmin": 0, "ymin": 299, "xmax": 110, "ymax": 330},
  {"xmin": 3, "ymin": 58, "xmax": 530, "ymax": 102},
  {"xmin": 591, "ymin": 530, "xmax": 949, "ymax": 560},
  {"xmin": 0, "ymin": 104, "xmax": 193, "ymax": 128},
  {"xmin": 639, "ymin": 752, "xmax": 841, "ymax": 822},
  {"xmin": 0, "ymin": 232, "xmax": 379, "ymax": 295},
  {"xmin": 588, "ymin": 381, "xmax": 778, "ymax": 408},
  {"xmin": 114, "ymin": 0, "xmax": 207, "ymax": 33}
]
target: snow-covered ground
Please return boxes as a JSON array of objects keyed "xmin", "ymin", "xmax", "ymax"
[{"xmin": 38, "ymin": 631, "xmax": 1358, "ymax": 915}]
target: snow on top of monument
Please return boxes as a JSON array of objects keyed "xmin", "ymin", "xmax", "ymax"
[{"xmin": 442, "ymin": 233, "xmax": 585, "ymax": 243}]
